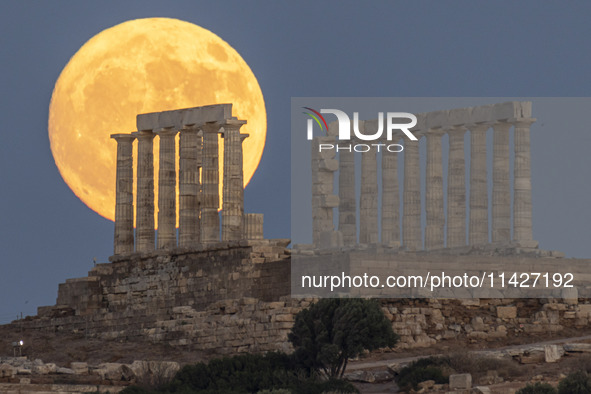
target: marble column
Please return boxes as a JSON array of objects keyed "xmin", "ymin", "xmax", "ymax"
[
  {"xmin": 156, "ymin": 128, "xmax": 178, "ymax": 249},
  {"xmin": 403, "ymin": 136, "xmax": 421, "ymax": 251},
  {"xmin": 359, "ymin": 135, "xmax": 379, "ymax": 245},
  {"xmin": 446, "ymin": 127, "xmax": 467, "ymax": 248},
  {"xmin": 338, "ymin": 141, "xmax": 357, "ymax": 246},
  {"xmin": 492, "ymin": 122, "xmax": 511, "ymax": 243},
  {"xmin": 311, "ymin": 136, "xmax": 339, "ymax": 247},
  {"xmin": 221, "ymin": 119, "xmax": 248, "ymax": 241},
  {"xmin": 179, "ymin": 125, "xmax": 201, "ymax": 247},
  {"xmin": 381, "ymin": 135, "xmax": 400, "ymax": 247},
  {"xmin": 512, "ymin": 117, "xmax": 537, "ymax": 246},
  {"xmin": 111, "ymin": 133, "xmax": 135, "ymax": 255},
  {"xmin": 244, "ymin": 213, "xmax": 264, "ymax": 240},
  {"xmin": 201, "ymin": 122, "xmax": 221, "ymax": 243},
  {"xmin": 425, "ymin": 129, "xmax": 444, "ymax": 250},
  {"xmin": 133, "ymin": 130, "xmax": 156, "ymax": 252},
  {"xmin": 469, "ymin": 124, "xmax": 489, "ymax": 245}
]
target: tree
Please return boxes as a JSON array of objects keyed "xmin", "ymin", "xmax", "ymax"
[
  {"xmin": 288, "ymin": 298, "xmax": 398, "ymax": 378},
  {"xmin": 558, "ymin": 371, "xmax": 591, "ymax": 394}
]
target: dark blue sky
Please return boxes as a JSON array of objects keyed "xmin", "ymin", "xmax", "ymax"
[{"xmin": 1, "ymin": 1, "xmax": 591, "ymax": 322}]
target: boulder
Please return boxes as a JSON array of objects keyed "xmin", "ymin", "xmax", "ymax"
[
  {"xmin": 497, "ymin": 306, "xmax": 517, "ymax": 319},
  {"xmin": 545, "ymin": 344, "xmax": 565, "ymax": 363},
  {"xmin": 449, "ymin": 373, "xmax": 472, "ymax": 390},
  {"xmin": 0, "ymin": 364, "xmax": 15, "ymax": 378},
  {"xmin": 56, "ymin": 367, "xmax": 75, "ymax": 375},
  {"xmin": 70, "ymin": 362, "xmax": 88, "ymax": 375},
  {"xmin": 344, "ymin": 370, "xmax": 374, "ymax": 383}
]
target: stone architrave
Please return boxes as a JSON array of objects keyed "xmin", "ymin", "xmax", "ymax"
[
  {"xmin": 221, "ymin": 119, "xmax": 248, "ymax": 241},
  {"xmin": 201, "ymin": 122, "xmax": 221, "ymax": 244},
  {"xmin": 512, "ymin": 117, "xmax": 537, "ymax": 247},
  {"xmin": 425, "ymin": 129, "xmax": 444, "ymax": 250},
  {"xmin": 133, "ymin": 130, "xmax": 156, "ymax": 252},
  {"xmin": 156, "ymin": 128, "xmax": 179, "ymax": 249},
  {"xmin": 469, "ymin": 124, "xmax": 489, "ymax": 245},
  {"xmin": 178, "ymin": 125, "xmax": 201, "ymax": 247},
  {"xmin": 446, "ymin": 127, "xmax": 467, "ymax": 248},
  {"xmin": 492, "ymin": 122, "xmax": 512, "ymax": 243},
  {"xmin": 111, "ymin": 133, "xmax": 135, "ymax": 255}
]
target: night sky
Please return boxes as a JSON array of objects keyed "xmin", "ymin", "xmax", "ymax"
[{"xmin": 1, "ymin": 1, "xmax": 591, "ymax": 323}]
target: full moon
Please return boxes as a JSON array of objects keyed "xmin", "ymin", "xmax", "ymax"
[{"xmin": 48, "ymin": 18, "xmax": 266, "ymax": 227}]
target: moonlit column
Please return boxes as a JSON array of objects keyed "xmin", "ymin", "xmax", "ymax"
[
  {"xmin": 425, "ymin": 129, "xmax": 444, "ymax": 250},
  {"xmin": 156, "ymin": 128, "xmax": 178, "ymax": 249},
  {"xmin": 179, "ymin": 125, "xmax": 201, "ymax": 247},
  {"xmin": 201, "ymin": 122, "xmax": 221, "ymax": 243},
  {"xmin": 512, "ymin": 117, "xmax": 537, "ymax": 246},
  {"xmin": 111, "ymin": 133, "xmax": 135, "ymax": 255},
  {"xmin": 403, "ymin": 136, "xmax": 421, "ymax": 251},
  {"xmin": 133, "ymin": 130, "xmax": 156, "ymax": 252},
  {"xmin": 446, "ymin": 126, "xmax": 467, "ymax": 248},
  {"xmin": 381, "ymin": 134, "xmax": 400, "ymax": 247},
  {"xmin": 221, "ymin": 119, "xmax": 248, "ymax": 241},
  {"xmin": 469, "ymin": 124, "xmax": 489, "ymax": 245}
]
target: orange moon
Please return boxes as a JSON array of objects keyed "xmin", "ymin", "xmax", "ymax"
[{"xmin": 48, "ymin": 18, "xmax": 266, "ymax": 227}]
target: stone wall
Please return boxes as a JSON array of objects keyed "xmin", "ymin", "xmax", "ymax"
[{"xmin": 6, "ymin": 247, "xmax": 591, "ymax": 357}]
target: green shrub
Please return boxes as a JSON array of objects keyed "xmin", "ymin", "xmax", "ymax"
[
  {"xmin": 558, "ymin": 371, "xmax": 591, "ymax": 394},
  {"xmin": 517, "ymin": 382, "xmax": 558, "ymax": 394},
  {"xmin": 122, "ymin": 352, "xmax": 359, "ymax": 394},
  {"xmin": 168, "ymin": 352, "xmax": 296, "ymax": 393},
  {"xmin": 288, "ymin": 298, "xmax": 398, "ymax": 378},
  {"xmin": 396, "ymin": 357, "xmax": 448, "ymax": 391}
]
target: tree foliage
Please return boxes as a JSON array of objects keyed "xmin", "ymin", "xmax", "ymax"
[
  {"xmin": 288, "ymin": 298, "xmax": 399, "ymax": 378},
  {"xmin": 517, "ymin": 382, "xmax": 557, "ymax": 394},
  {"xmin": 558, "ymin": 371, "xmax": 591, "ymax": 394}
]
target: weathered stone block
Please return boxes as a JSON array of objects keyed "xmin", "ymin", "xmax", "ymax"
[
  {"xmin": 497, "ymin": 306, "xmax": 517, "ymax": 319},
  {"xmin": 449, "ymin": 373, "xmax": 472, "ymax": 389}
]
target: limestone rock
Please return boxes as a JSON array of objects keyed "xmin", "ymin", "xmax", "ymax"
[
  {"xmin": 56, "ymin": 367, "xmax": 75, "ymax": 375},
  {"xmin": 496, "ymin": 306, "xmax": 517, "ymax": 319},
  {"xmin": 70, "ymin": 361, "xmax": 88, "ymax": 374},
  {"xmin": 344, "ymin": 370, "xmax": 374, "ymax": 383},
  {"xmin": 449, "ymin": 373, "xmax": 472, "ymax": 390},
  {"xmin": 564, "ymin": 343, "xmax": 591, "ymax": 353},
  {"xmin": 0, "ymin": 363, "xmax": 15, "ymax": 378},
  {"xmin": 418, "ymin": 379, "xmax": 435, "ymax": 389},
  {"xmin": 544, "ymin": 344, "xmax": 564, "ymax": 363}
]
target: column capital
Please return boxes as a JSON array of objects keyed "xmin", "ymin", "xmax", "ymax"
[
  {"xmin": 221, "ymin": 119, "xmax": 247, "ymax": 136},
  {"xmin": 466, "ymin": 123, "xmax": 490, "ymax": 133},
  {"xmin": 445, "ymin": 125, "xmax": 467, "ymax": 136},
  {"xmin": 426, "ymin": 127, "xmax": 445, "ymax": 138},
  {"xmin": 491, "ymin": 121, "xmax": 513, "ymax": 132},
  {"xmin": 223, "ymin": 118, "xmax": 247, "ymax": 128},
  {"xmin": 110, "ymin": 133, "xmax": 136, "ymax": 142},
  {"xmin": 155, "ymin": 127, "xmax": 179, "ymax": 136},
  {"xmin": 201, "ymin": 121, "xmax": 221, "ymax": 134},
  {"xmin": 509, "ymin": 117, "xmax": 537, "ymax": 128},
  {"xmin": 132, "ymin": 130, "xmax": 156, "ymax": 140},
  {"xmin": 180, "ymin": 124, "xmax": 199, "ymax": 133}
]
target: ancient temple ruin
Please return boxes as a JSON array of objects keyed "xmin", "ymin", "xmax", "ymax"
[
  {"xmin": 111, "ymin": 104, "xmax": 263, "ymax": 256},
  {"xmin": 309, "ymin": 101, "xmax": 537, "ymax": 251}
]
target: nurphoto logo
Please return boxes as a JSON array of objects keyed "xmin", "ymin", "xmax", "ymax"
[{"xmin": 303, "ymin": 107, "xmax": 418, "ymax": 152}]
